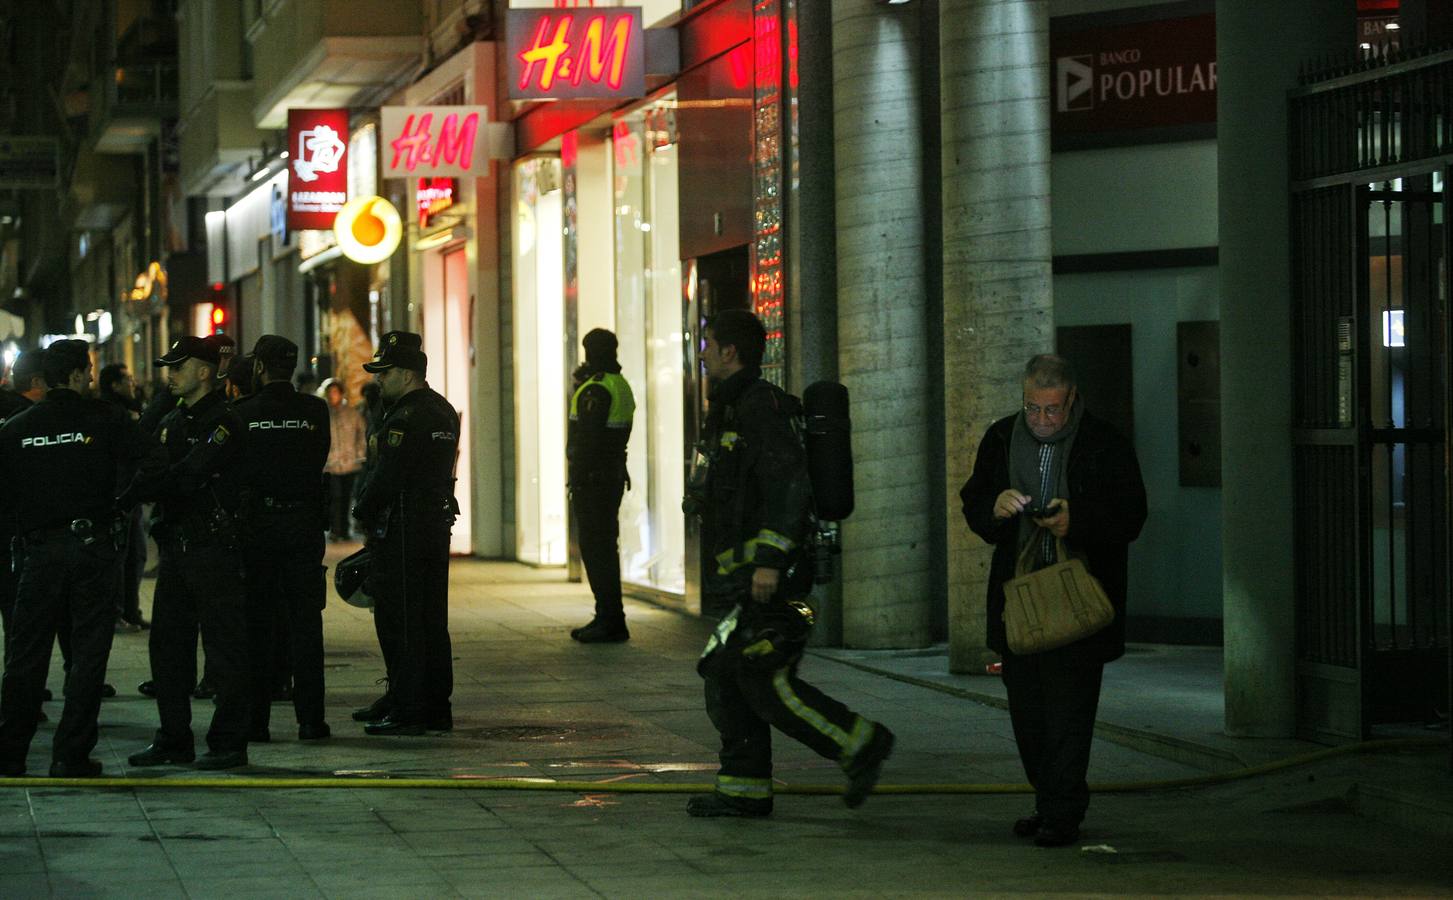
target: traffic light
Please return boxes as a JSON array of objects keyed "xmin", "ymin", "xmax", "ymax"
[{"xmin": 211, "ymin": 304, "xmax": 227, "ymax": 333}]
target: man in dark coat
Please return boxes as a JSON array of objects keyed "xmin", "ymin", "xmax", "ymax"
[{"xmin": 960, "ymin": 354, "xmax": 1147, "ymax": 848}]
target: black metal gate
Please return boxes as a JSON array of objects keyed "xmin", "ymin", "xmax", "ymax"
[{"xmin": 1290, "ymin": 50, "xmax": 1452, "ymax": 747}]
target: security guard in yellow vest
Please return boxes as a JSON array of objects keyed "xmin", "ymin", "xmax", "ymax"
[{"xmin": 567, "ymin": 329, "xmax": 635, "ymax": 643}]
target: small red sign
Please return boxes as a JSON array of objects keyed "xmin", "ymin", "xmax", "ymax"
[
  {"xmin": 507, "ymin": 7, "xmax": 646, "ymax": 101},
  {"xmin": 1050, "ymin": 10, "xmax": 1216, "ymax": 150},
  {"xmin": 416, "ymin": 177, "xmax": 456, "ymax": 227},
  {"xmin": 287, "ymin": 108, "xmax": 349, "ymax": 230}
]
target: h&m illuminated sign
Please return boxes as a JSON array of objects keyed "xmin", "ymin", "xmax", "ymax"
[
  {"xmin": 381, "ymin": 106, "xmax": 490, "ymax": 179},
  {"xmin": 507, "ymin": 7, "xmax": 646, "ymax": 101}
]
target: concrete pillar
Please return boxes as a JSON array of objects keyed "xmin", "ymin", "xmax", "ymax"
[
  {"xmin": 832, "ymin": 0, "xmax": 933, "ymax": 648},
  {"xmin": 941, "ymin": 0, "xmax": 1053, "ymax": 673},
  {"xmin": 1217, "ymin": 1, "xmax": 1351, "ymax": 737}
]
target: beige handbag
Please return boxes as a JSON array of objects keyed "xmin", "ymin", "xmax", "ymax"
[{"xmin": 1002, "ymin": 530, "xmax": 1114, "ymax": 655}]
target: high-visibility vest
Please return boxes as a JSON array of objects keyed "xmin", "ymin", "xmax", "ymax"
[{"xmin": 570, "ymin": 371, "xmax": 635, "ymax": 430}]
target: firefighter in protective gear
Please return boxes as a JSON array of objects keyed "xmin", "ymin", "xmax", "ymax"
[
  {"xmin": 687, "ymin": 309, "xmax": 895, "ymax": 818},
  {"xmin": 567, "ymin": 328, "xmax": 635, "ymax": 643}
]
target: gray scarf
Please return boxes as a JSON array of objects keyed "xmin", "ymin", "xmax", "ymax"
[{"xmin": 1008, "ymin": 397, "xmax": 1085, "ymax": 567}]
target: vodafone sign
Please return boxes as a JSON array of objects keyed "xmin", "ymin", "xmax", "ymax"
[{"xmin": 286, "ymin": 109, "xmax": 349, "ymax": 230}]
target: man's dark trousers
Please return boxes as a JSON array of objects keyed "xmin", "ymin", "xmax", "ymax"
[
  {"xmin": 148, "ymin": 541, "xmax": 250, "ymax": 753},
  {"xmin": 244, "ymin": 513, "xmax": 326, "ymax": 732},
  {"xmin": 701, "ymin": 603, "xmax": 871, "ymax": 783},
  {"xmin": 371, "ymin": 522, "xmax": 452, "ymax": 724},
  {"xmin": 1001, "ymin": 649, "xmax": 1105, "ymax": 828},
  {"xmin": 571, "ymin": 480, "xmax": 624, "ymax": 623},
  {"xmin": 0, "ymin": 532, "xmax": 120, "ymax": 769}
]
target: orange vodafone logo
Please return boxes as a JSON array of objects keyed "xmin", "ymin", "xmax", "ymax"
[{"xmin": 334, "ymin": 196, "xmax": 403, "ymax": 264}]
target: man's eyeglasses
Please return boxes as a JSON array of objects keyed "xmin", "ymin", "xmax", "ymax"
[{"xmin": 1023, "ymin": 402, "xmax": 1067, "ymax": 419}]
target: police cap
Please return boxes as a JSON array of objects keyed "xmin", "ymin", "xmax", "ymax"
[
  {"xmin": 252, "ymin": 334, "xmax": 299, "ymax": 371},
  {"xmin": 10, "ymin": 349, "xmax": 46, "ymax": 385},
  {"xmin": 155, "ymin": 335, "xmax": 222, "ymax": 368},
  {"xmin": 334, "ymin": 546, "xmax": 375, "ymax": 608},
  {"xmin": 363, "ymin": 331, "xmax": 427, "ymax": 375}
]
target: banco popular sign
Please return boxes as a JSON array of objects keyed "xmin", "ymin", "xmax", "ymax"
[{"xmin": 1050, "ymin": 4, "xmax": 1216, "ymax": 150}]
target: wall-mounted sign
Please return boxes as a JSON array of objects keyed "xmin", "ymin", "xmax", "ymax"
[
  {"xmin": 381, "ymin": 106, "xmax": 490, "ymax": 179},
  {"xmin": 1050, "ymin": 2, "xmax": 1215, "ymax": 151},
  {"xmin": 334, "ymin": 195, "xmax": 402, "ymax": 264},
  {"xmin": 417, "ymin": 177, "xmax": 457, "ymax": 227},
  {"xmin": 287, "ymin": 108, "xmax": 349, "ymax": 229},
  {"xmin": 0, "ymin": 136, "xmax": 59, "ymax": 189},
  {"xmin": 507, "ymin": 7, "xmax": 646, "ymax": 101}
]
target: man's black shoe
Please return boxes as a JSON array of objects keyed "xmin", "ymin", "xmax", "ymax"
[
  {"xmin": 138, "ymin": 680, "xmax": 157, "ymax": 698},
  {"xmin": 427, "ymin": 715, "xmax": 453, "ymax": 732},
  {"xmin": 100, "ymin": 684, "xmax": 117, "ymax": 699},
  {"xmin": 192, "ymin": 678, "xmax": 217, "ymax": 700},
  {"xmin": 1034, "ymin": 823, "xmax": 1081, "ymax": 848},
  {"xmin": 1013, "ymin": 811, "xmax": 1043, "ymax": 838},
  {"xmin": 843, "ymin": 724, "xmax": 895, "ymax": 809},
  {"xmin": 0, "ymin": 760, "xmax": 26, "ymax": 777},
  {"xmin": 248, "ymin": 728, "xmax": 271, "ymax": 744},
  {"xmin": 352, "ymin": 694, "xmax": 393, "ymax": 722},
  {"xmin": 195, "ymin": 749, "xmax": 248, "ymax": 770},
  {"xmin": 123, "ymin": 612, "xmax": 150, "ymax": 630},
  {"xmin": 572, "ymin": 619, "xmax": 630, "ymax": 643},
  {"xmin": 364, "ymin": 715, "xmax": 426, "ymax": 736},
  {"xmin": 49, "ymin": 759, "xmax": 103, "ymax": 778},
  {"xmin": 128, "ymin": 744, "xmax": 195, "ymax": 767},
  {"xmin": 686, "ymin": 792, "xmax": 772, "ymax": 818},
  {"xmin": 298, "ymin": 722, "xmax": 331, "ymax": 741}
]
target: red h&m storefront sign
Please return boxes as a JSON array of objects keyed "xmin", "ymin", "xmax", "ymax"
[
  {"xmin": 1050, "ymin": 2, "xmax": 1216, "ymax": 150},
  {"xmin": 286, "ymin": 108, "xmax": 349, "ymax": 230},
  {"xmin": 381, "ymin": 106, "xmax": 489, "ymax": 179},
  {"xmin": 507, "ymin": 7, "xmax": 645, "ymax": 101}
]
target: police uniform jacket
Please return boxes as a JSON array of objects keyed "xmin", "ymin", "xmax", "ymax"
[
  {"xmin": 0, "ymin": 388, "xmax": 167, "ymax": 532},
  {"xmin": 232, "ymin": 381, "xmax": 330, "ymax": 519},
  {"xmin": 959, "ymin": 409, "xmax": 1147, "ymax": 665},
  {"xmin": 567, "ymin": 368, "xmax": 633, "ymax": 486},
  {"xmin": 702, "ymin": 367, "xmax": 812, "ymax": 589},
  {"xmin": 149, "ymin": 388, "xmax": 248, "ymax": 529},
  {"xmin": 353, "ymin": 387, "xmax": 459, "ymax": 534}
]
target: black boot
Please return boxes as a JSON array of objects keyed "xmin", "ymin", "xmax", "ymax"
[
  {"xmin": 686, "ymin": 792, "xmax": 772, "ymax": 818},
  {"xmin": 571, "ymin": 618, "xmax": 630, "ymax": 643},
  {"xmin": 843, "ymin": 724, "xmax": 895, "ymax": 809}
]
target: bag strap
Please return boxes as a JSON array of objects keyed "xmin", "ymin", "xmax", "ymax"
[{"xmin": 1015, "ymin": 526, "xmax": 1069, "ymax": 576}]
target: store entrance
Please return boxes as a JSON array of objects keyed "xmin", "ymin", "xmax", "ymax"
[{"xmin": 684, "ymin": 244, "xmax": 750, "ymax": 617}]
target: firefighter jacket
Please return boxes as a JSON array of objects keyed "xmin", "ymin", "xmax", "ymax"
[
  {"xmin": 0, "ymin": 388, "xmax": 166, "ymax": 531},
  {"xmin": 148, "ymin": 388, "xmax": 248, "ymax": 532},
  {"xmin": 352, "ymin": 386, "xmax": 460, "ymax": 536},
  {"xmin": 567, "ymin": 368, "xmax": 634, "ymax": 486},
  {"xmin": 701, "ymin": 368, "xmax": 812, "ymax": 586},
  {"xmin": 232, "ymin": 381, "xmax": 331, "ymax": 523}
]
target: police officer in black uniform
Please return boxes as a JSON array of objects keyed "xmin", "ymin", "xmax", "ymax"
[
  {"xmin": 686, "ymin": 310, "xmax": 895, "ymax": 818},
  {"xmin": 0, "ymin": 341, "xmax": 166, "ymax": 777},
  {"xmin": 128, "ymin": 335, "xmax": 253, "ymax": 770},
  {"xmin": 567, "ymin": 329, "xmax": 636, "ymax": 643},
  {"xmin": 0, "ymin": 350, "xmax": 46, "ymax": 651},
  {"xmin": 352, "ymin": 332, "xmax": 460, "ymax": 736},
  {"xmin": 233, "ymin": 335, "xmax": 331, "ymax": 741}
]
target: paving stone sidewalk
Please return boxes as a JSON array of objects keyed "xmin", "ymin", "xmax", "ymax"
[{"xmin": 0, "ymin": 552, "xmax": 1449, "ymax": 898}]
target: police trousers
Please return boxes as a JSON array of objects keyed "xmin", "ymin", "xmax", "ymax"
[
  {"xmin": 243, "ymin": 514, "xmax": 327, "ymax": 732},
  {"xmin": 0, "ymin": 532, "xmax": 120, "ymax": 769},
  {"xmin": 370, "ymin": 520, "xmax": 452, "ymax": 724},
  {"xmin": 1001, "ymin": 649, "xmax": 1105, "ymax": 828},
  {"xmin": 570, "ymin": 480, "xmax": 625, "ymax": 622},
  {"xmin": 699, "ymin": 601, "xmax": 874, "ymax": 802},
  {"xmin": 149, "ymin": 540, "xmax": 250, "ymax": 753}
]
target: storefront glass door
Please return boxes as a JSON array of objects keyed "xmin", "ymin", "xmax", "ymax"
[{"xmin": 513, "ymin": 158, "xmax": 568, "ymax": 565}]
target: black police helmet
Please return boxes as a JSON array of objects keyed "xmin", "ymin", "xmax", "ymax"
[{"xmin": 334, "ymin": 546, "xmax": 375, "ymax": 608}]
